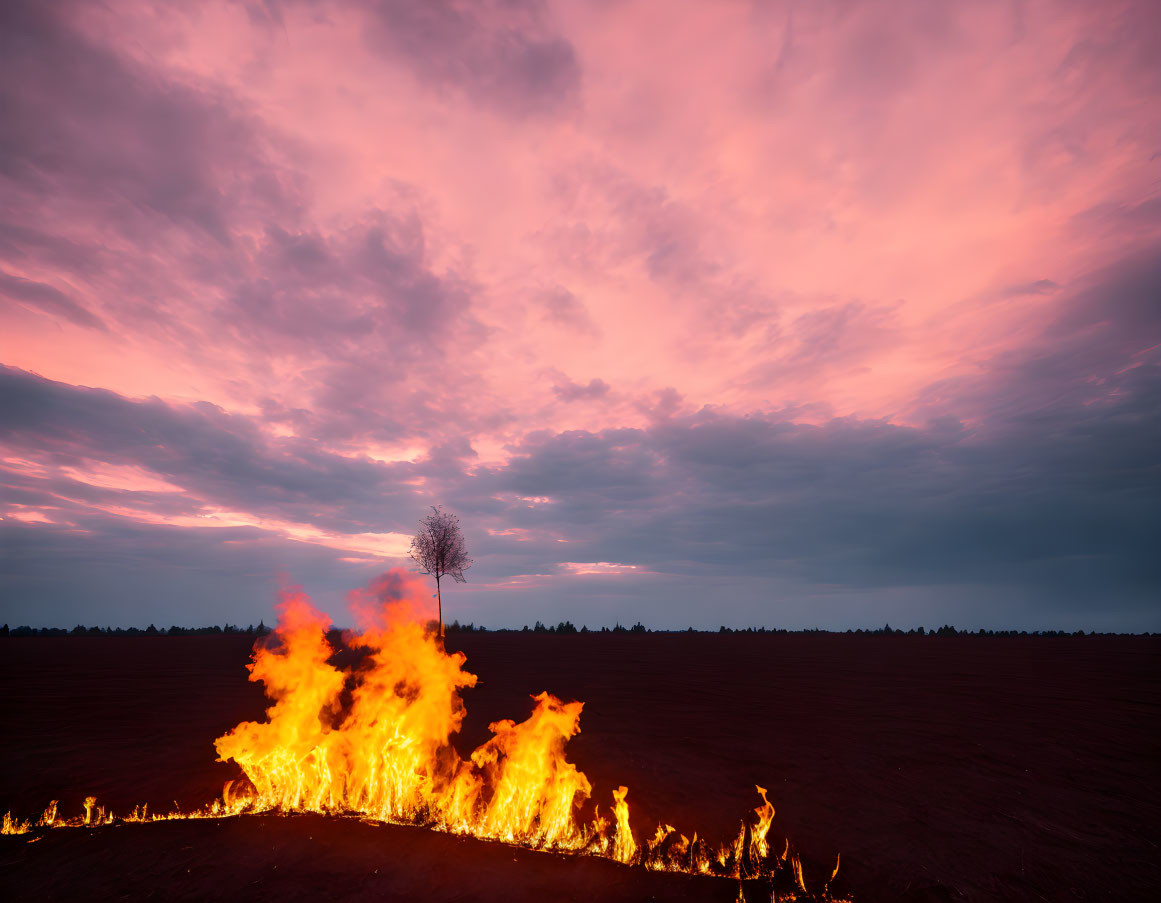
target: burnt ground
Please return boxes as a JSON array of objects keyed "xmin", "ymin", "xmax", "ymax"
[{"xmin": 1, "ymin": 633, "xmax": 1158, "ymax": 901}]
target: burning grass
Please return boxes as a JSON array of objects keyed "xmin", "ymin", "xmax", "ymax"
[{"xmin": 3, "ymin": 569, "xmax": 847, "ymax": 901}]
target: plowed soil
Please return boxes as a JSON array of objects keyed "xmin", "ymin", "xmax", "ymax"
[{"xmin": 2, "ymin": 633, "xmax": 1158, "ymax": 901}]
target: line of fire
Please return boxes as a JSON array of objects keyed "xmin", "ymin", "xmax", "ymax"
[{"xmin": 2, "ymin": 569, "xmax": 846, "ymax": 902}]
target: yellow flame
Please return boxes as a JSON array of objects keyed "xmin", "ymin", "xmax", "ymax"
[
  {"xmin": 1, "ymin": 571, "xmax": 848, "ymax": 899},
  {"xmin": 792, "ymin": 851, "xmax": 807, "ymax": 893},
  {"xmin": 753, "ymin": 785, "xmax": 775, "ymax": 856},
  {"xmin": 211, "ymin": 582, "xmax": 596, "ymax": 851},
  {"xmin": 611, "ymin": 785, "xmax": 637, "ymax": 863},
  {"xmin": 2, "ymin": 811, "xmax": 31, "ymax": 835}
]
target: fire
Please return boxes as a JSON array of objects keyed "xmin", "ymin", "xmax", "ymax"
[
  {"xmin": 2, "ymin": 569, "xmax": 847, "ymax": 900},
  {"xmin": 611, "ymin": 785, "xmax": 637, "ymax": 863},
  {"xmin": 2, "ymin": 812, "xmax": 30, "ymax": 835},
  {"xmin": 470, "ymin": 692, "xmax": 591, "ymax": 846},
  {"xmin": 211, "ymin": 575, "xmax": 600, "ymax": 851}
]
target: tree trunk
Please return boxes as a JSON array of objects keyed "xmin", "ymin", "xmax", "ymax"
[{"xmin": 436, "ymin": 574, "xmax": 443, "ymax": 638}]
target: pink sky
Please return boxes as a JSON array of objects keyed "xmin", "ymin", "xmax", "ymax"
[{"xmin": 2, "ymin": 0, "xmax": 1159, "ymax": 630}]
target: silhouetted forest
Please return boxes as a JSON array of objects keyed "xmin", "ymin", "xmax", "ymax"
[
  {"xmin": 1, "ymin": 620, "xmax": 1150, "ymax": 638},
  {"xmin": 2, "ymin": 622, "xmax": 272, "ymax": 637}
]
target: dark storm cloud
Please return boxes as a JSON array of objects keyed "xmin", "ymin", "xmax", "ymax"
[
  {"xmin": 477, "ymin": 377, "xmax": 1157, "ymax": 605},
  {"xmin": 461, "ymin": 249, "xmax": 1161, "ymax": 615},
  {"xmin": 1045, "ymin": 250, "xmax": 1161, "ymax": 352},
  {"xmin": 0, "ymin": 365, "xmax": 418, "ymax": 532},
  {"xmin": 3, "ymin": 247, "xmax": 1158, "ymax": 629}
]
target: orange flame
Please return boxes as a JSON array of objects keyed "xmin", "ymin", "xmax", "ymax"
[
  {"xmin": 2, "ymin": 570, "xmax": 847, "ymax": 900},
  {"xmin": 611, "ymin": 785, "xmax": 637, "ymax": 863},
  {"xmin": 212, "ymin": 573, "xmax": 597, "ymax": 850}
]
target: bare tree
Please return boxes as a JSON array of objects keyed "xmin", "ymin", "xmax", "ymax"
[{"xmin": 409, "ymin": 505, "xmax": 472, "ymax": 638}]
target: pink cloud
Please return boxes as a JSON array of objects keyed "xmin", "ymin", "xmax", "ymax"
[
  {"xmin": 0, "ymin": 0, "xmax": 1153, "ymax": 445},
  {"xmin": 560, "ymin": 562, "xmax": 648, "ymax": 576},
  {"xmin": 2, "ymin": 0, "xmax": 1158, "ymax": 629}
]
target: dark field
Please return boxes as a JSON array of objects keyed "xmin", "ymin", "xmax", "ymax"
[{"xmin": 1, "ymin": 633, "xmax": 1158, "ymax": 902}]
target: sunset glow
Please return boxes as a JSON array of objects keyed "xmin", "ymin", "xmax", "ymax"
[{"xmin": 1, "ymin": 0, "xmax": 1158, "ymax": 631}]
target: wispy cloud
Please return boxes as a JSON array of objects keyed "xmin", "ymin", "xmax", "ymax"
[{"xmin": 1, "ymin": 0, "xmax": 1158, "ymax": 629}]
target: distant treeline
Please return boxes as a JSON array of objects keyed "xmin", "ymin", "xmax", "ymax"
[
  {"xmin": 2, "ymin": 622, "xmax": 272, "ymax": 637},
  {"xmin": 491, "ymin": 621, "xmax": 1146, "ymax": 637},
  {"xmin": 1, "ymin": 620, "xmax": 1151, "ymax": 638}
]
